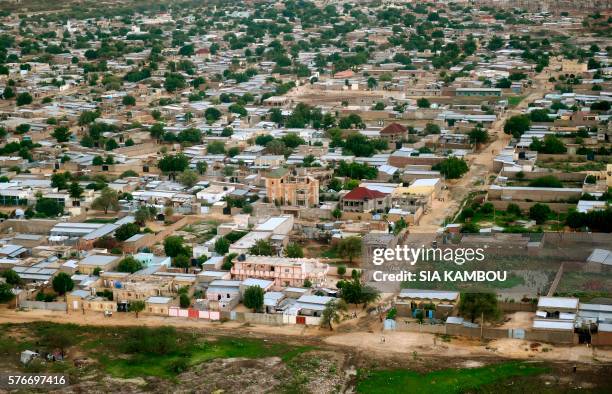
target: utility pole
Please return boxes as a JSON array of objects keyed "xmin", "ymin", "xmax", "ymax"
[{"xmin": 480, "ymin": 311, "xmax": 484, "ymax": 339}]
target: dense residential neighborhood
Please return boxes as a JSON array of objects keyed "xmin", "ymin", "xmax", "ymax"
[{"xmin": 0, "ymin": 0, "xmax": 610, "ymax": 392}]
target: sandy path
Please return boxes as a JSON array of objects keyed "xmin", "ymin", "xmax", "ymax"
[
  {"xmin": 1, "ymin": 308, "xmax": 610, "ymax": 365},
  {"xmin": 325, "ymin": 331, "xmax": 612, "ymax": 364}
]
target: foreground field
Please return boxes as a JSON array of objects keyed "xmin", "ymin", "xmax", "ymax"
[{"xmin": 0, "ymin": 322, "xmax": 610, "ymax": 393}]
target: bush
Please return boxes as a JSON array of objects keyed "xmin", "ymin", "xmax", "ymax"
[
  {"xmin": 503, "ymin": 115, "xmax": 531, "ymax": 138},
  {"xmin": 507, "ymin": 203, "xmax": 522, "ymax": 216},
  {"xmin": 432, "ymin": 157, "xmax": 469, "ymax": 179},
  {"xmin": 529, "ymin": 203, "xmax": 552, "ymax": 224},
  {"xmin": 528, "ymin": 176, "xmax": 563, "ymax": 188},
  {"xmin": 123, "ymin": 326, "xmax": 179, "ymax": 355}
]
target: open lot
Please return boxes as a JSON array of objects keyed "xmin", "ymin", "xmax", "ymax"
[{"xmin": 0, "ymin": 321, "xmax": 610, "ymax": 393}]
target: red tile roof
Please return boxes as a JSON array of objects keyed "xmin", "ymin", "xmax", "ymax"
[
  {"xmin": 343, "ymin": 187, "xmax": 387, "ymax": 201},
  {"xmin": 381, "ymin": 123, "xmax": 407, "ymax": 135}
]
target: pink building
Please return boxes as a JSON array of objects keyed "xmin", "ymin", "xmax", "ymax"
[{"xmin": 230, "ymin": 256, "xmax": 329, "ymax": 288}]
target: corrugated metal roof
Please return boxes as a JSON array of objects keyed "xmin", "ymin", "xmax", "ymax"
[{"xmin": 537, "ymin": 296, "xmax": 579, "ymax": 310}]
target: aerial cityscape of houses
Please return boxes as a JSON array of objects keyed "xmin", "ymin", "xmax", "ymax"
[{"xmin": 0, "ymin": 0, "xmax": 610, "ymax": 391}]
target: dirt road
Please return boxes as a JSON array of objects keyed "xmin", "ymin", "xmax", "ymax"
[
  {"xmin": 2, "ymin": 308, "xmax": 609, "ymax": 365},
  {"xmin": 412, "ymin": 71, "xmax": 552, "ymax": 234}
]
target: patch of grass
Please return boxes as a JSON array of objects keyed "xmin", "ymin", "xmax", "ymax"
[
  {"xmin": 1, "ymin": 323, "xmax": 315, "ymax": 381},
  {"xmin": 507, "ymin": 96, "xmax": 525, "ymax": 107},
  {"xmin": 321, "ymin": 247, "xmax": 339, "ymax": 259},
  {"xmin": 100, "ymin": 337, "xmax": 313, "ymax": 379},
  {"xmin": 356, "ymin": 361, "xmax": 548, "ymax": 394}
]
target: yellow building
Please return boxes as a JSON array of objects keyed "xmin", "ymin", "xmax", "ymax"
[{"xmin": 264, "ymin": 168, "xmax": 319, "ymax": 207}]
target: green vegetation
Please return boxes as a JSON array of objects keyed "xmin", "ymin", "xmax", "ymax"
[
  {"xmin": 356, "ymin": 362, "xmax": 548, "ymax": 394},
  {"xmin": 432, "ymin": 157, "xmax": 469, "ymax": 179},
  {"xmin": 503, "ymin": 115, "xmax": 531, "ymax": 138},
  {"xmin": 528, "ymin": 175, "xmax": 563, "ymax": 188},
  {"xmin": 0, "ymin": 323, "xmax": 314, "ymax": 381},
  {"xmin": 507, "ymin": 96, "xmax": 525, "ymax": 107}
]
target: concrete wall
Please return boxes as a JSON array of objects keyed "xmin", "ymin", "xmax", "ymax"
[
  {"xmin": 488, "ymin": 186, "xmax": 582, "ymax": 202},
  {"xmin": 388, "ymin": 320, "xmax": 577, "ymax": 344},
  {"xmin": 591, "ymin": 332, "xmax": 612, "ymax": 346},
  {"xmin": 489, "ymin": 201, "xmax": 575, "ymax": 213},
  {"xmin": 21, "ymin": 300, "xmax": 67, "ymax": 311},
  {"xmin": 0, "ymin": 219, "xmax": 58, "ymax": 234},
  {"xmin": 525, "ymin": 329, "xmax": 576, "ymax": 344},
  {"xmin": 501, "ymin": 170, "xmax": 586, "ymax": 182},
  {"xmin": 242, "ymin": 312, "xmax": 285, "ymax": 326}
]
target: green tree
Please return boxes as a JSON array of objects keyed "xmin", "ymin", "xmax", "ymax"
[
  {"xmin": 196, "ymin": 161, "xmax": 208, "ymax": 175},
  {"xmin": 35, "ymin": 198, "xmax": 63, "ymax": 217},
  {"xmin": 432, "ymin": 157, "xmax": 469, "ymax": 179},
  {"xmin": 249, "ymin": 239, "xmax": 274, "ymax": 256},
  {"xmin": 504, "ymin": 115, "xmax": 531, "ymax": 138},
  {"xmin": 214, "ymin": 237, "xmax": 230, "ymax": 255},
  {"xmin": 164, "ymin": 236, "xmax": 187, "ymax": 257},
  {"xmin": 179, "ymin": 169, "xmax": 199, "ymax": 188},
  {"xmin": 52, "ymin": 272, "xmax": 74, "ymax": 295},
  {"xmin": 179, "ymin": 293, "xmax": 191, "ymax": 308},
  {"xmin": 173, "ymin": 254, "xmax": 190, "ymax": 270},
  {"xmin": 243, "ymin": 285, "xmax": 264, "ymax": 312},
  {"xmin": 158, "ymin": 154, "xmax": 189, "ymax": 178},
  {"xmin": 487, "ymin": 36, "xmax": 504, "ymax": 51},
  {"xmin": 367, "ymin": 77, "xmax": 378, "ymax": 90},
  {"xmin": 207, "ymin": 141, "xmax": 226, "ymax": 154},
  {"xmin": 1, "ymin": 269, "xmax": 21, "ymax": 286},
  {"xmin": 164, "ymin": 73, "xmax": 186, "ymax": 92},
  {"xmin": 91, "ymin": 187, "xmax": 120, "ymax": 214},
  {"xmin": 105, "ymin": 138, "xmax": 119, "ymax": 151},
  {"xmin": 115, "ymin": 222, "xmax": 139, "ymax": 241},
  {"xmin": 204, "ymin": 107, "xmax": 222, "ymax": 122},
  {"xmin": 51, "ymin": 172, "xmax": 70, "ymax": 190},
  {"xmin": 284, "ymin": 242, "xmax": 304, "ymax": 258},
  {"xmin": 265, "ymin": 139, "xmax": 286, "ymax": 155},
  {"xmin": 458, "ymin": 292, "xmax": 499, "ymax": 323},
  {"xmin": 135, "ymin": 205, "xmax": 156, "ymax": 225},
  {"xmin": 128, "ymin": 300, "xmax": 145, "ymax": 318},
  {"xmin": 149, "ymin": 123, "xmax": 165, "ymax": 139},
  {"xmin": 424, "ymin": 123, "xmax": 441, "ymax": 135},
  {"xmin": 337, "ymin": 265, "xmax": 347, "ymax": 277},
  {"xmin": 468, "ymin": 127, "xmax": 489, "ymax": 145},
  {"xmin": 2, "ymin": 86, "xmax": 15, "ymax": 99},
  {"xmin": 51, "ymin": 126, "xmax": 71, "ymax": 142},
  {"xmin": 529, "ymin": 203, "xmax": 552, "ymax": 224},
  {"xmin": 122, "ymin": 95, "xmax": 136, "ymax": 106},
  {"xmin": 529, "ymin": 109, "xmax": 552, "ymax": 122},
  {"xmin": 79, "ymin": 110, "xmax": 100, "ymax": 126},
  {"xmin": 16, "ymin": 92, "xmax": 33, "ymax": 106},
  {"xmin": 69, "ymin": 181, "xmax": 84, "ymax": 199},
  {"xmin": 117, "ymin": 256, "xmax": 143, "ymax": 273},
  {"xmin": 416, "ymin": 97, "xmax": 430, "ymax": 108},
  {"xmin": 337, "ymin": 236, "xmax": 361, "ymax": 263},
  {"xmin": 179, "ymin": 44, "xmax": 194, "ymax": 57},
  {"xmin": 529, "ymin": 135, "xmax": 566, "ymax": 154},
  {"xmin": 321, "ymin": 299, "xmax": 348, "ymax": 330},
  {"xmin": 0, "ymin": 283, "xmax": 15, "ymax": 303}
]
